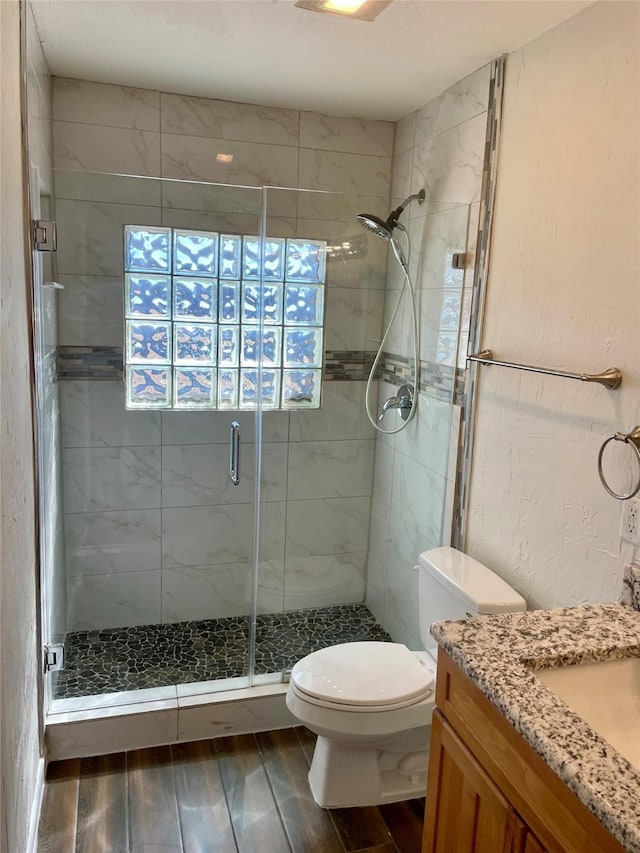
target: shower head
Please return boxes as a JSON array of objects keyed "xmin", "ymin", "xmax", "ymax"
[
  {"xmin": 356, "ymin": 212, "xmax": 394, "ymax": 241},
  {"xmin": 356, "ymin": 189, "xmax": 425, "ymax": 243}
]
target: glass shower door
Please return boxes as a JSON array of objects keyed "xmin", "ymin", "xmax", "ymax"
[{"xmin": 50, "ymin": 170, "xmax": 264, "ymax": 704}]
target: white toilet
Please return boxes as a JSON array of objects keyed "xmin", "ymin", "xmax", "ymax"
[{"xmin": 286, "ymin": 546, "xmax": 526, "ymax": 809}]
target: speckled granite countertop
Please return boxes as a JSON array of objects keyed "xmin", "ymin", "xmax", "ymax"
[{"xmin": 431, "ymin": 568, "xmax": 640, "ymax": 853}]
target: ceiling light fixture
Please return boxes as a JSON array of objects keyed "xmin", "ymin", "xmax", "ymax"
[
  {"xmin": 216, "ymin": 153, "xmax": 234, "ymax": 163},
  {"xmin": 324, "ymin": 0, "xmax": 367, "ymax": 13},
  {"xmin": 294, "ymin": 0, "xmax": 391, "ymax": 22}
]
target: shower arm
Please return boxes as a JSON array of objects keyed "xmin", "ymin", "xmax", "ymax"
[
  {"xmin": 397, "ymin": 191, "xmax": 425, "ymax": 211},
  {"xmin": 388, "ymin": 190, "xmax": 426, "ymax": 226}
]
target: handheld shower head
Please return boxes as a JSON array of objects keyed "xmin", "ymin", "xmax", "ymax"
[
  {"xmin": 356, "ymin": 188, "xmax": 425, "ymax": 245},
  {"xmin": 356, "ymin": 213, "xmax": 394, "ymax": 241}
]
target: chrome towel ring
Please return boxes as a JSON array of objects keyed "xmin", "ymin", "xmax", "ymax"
[{"xmin": 597, "ymin": 426, "xmax": 640, "ymax": 500}]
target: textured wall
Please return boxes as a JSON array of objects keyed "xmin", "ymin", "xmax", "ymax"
[
  {"xmin": 366, "ymin": 64, "xmax": 491, "ymax": 648},
  {"xmin": 0, "ymin": 2, "xmax": 42, "ymax": 849},
  {"xmin": 466, "ymin": 1, "xmax": 640, "ymax": 607},
  {"xmin": 51, "ymin": 79, "xmax": 394, "ymax": 630}
]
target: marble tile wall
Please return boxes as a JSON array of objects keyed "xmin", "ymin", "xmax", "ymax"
[
  {"xmin": 366, "ymin": 64, "xmax": 491, "ymax": 649},
  {"xmin": 62, "ymin": 380, "xmax": 377, "ymax": 630},
  {"xmin": 52, "ymin": 78, "xmax": 392, "ymax": 631}
]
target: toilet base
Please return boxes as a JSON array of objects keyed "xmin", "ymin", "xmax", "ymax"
[{"xmin": 308, "ymin": 729, "xmax": 430, "ymax": 808}]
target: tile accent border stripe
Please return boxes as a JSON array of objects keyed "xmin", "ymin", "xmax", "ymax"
[
  {"xmin": 380, "ymin": 351, "xmax": 465, "ymax": 405},
  {"xmin": 453, "ymin": 56, "xmax": 505, "ymax": 550},
  {"xmin": 324, "ymin": 350, "xmax": 376, "ymax": 381},
  {"xmin": 57, "ymin": 345, "xmax": 466, "ymax": 402},
  {"xmin": 58, "ymin": 346, "xmax": 124, "ymax": 380}
]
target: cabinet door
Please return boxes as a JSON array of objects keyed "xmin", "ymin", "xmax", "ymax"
[
  {"xmin": 423, "ymin": 710, "xmax": 526, "ymax": 853},
  {"xmin": 507, "ymin": 813, "xmax": 548, "ymax": 853}
]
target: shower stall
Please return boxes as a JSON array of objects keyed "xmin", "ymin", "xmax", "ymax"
[{"xmin": 39, "ymin": 167, "xmax": 470, "ymax": 714}]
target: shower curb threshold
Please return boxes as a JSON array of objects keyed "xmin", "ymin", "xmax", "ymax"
[{"xmin": 45, "ymin": 680, "xmax": 294, "ymax": 762}]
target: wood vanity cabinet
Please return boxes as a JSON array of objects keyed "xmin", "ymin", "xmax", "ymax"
[{"xmin": 422, "ymin": 649, "xmax": 625, "ymax": 853}]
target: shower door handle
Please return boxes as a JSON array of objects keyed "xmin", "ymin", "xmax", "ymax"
[{"xmin": 229, "ymin": 421, "xmax": 241, "ymax": 485}]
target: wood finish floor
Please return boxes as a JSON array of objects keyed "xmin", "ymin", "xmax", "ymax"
[{"xmin": 37, "ymin": 727, "xmax": 425, "ymax": 853}]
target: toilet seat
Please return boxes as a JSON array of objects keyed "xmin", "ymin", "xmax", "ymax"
[{"xmin": 290, "ymin": 642, "xmax": 435, "ymax": 712}]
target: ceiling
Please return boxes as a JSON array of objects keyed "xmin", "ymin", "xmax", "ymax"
[{"xmin": 31, "ymin": 0, "xmax": 593, "ymax": 121}]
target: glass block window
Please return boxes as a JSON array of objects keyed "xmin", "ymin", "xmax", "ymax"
[{"xmin": 124, "ymin": 226, "xmax": 326, "ymax": 410}]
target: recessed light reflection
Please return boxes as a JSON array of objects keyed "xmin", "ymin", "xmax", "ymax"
[{"xmin": 324, "ymin": 0, "xmax": 367, "ymax": 12}]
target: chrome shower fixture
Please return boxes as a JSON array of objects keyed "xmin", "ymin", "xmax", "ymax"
[
  {"xmin": 359, "ymin": 190, "xmax": 424, "ymax": 435},
  {"xmin": 377, "ymin": 385, "xmax": 413, "ymax": 422},
  {"xmin": 357, "ymin": 189, "xmax": 425, "ymax": 242}
]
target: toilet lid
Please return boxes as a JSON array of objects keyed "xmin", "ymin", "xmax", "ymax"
[{"xmin": 290, "ymin": 642, "xmax": 435, "ymax": 708}]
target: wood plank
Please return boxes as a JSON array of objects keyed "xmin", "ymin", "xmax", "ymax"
[
  {"xmin": 330, "ymin": 805, "xmax": 393, "ymax": 852},
  {"xmin": 171, "ymin": 740, "xmax": 238, "ymax": 853},
  {"xmin": 378, "ymin": 799, "xmax": 424, "ymax": 853},
  {"xmin": 38, "ymin": 759, "xmax": 80, "ymax": 853},
  {"xmin": 436, "ymin": 650, "xmax": 625, "ymax": 853},
  {"xmin": 215, "ymin": 733, "xmax": 291, "ymax": 853},
  {"xmin": 294, "ymin": 727, "xmax": 316, "ymax": 768},
  {"xmin": 127, "ymin": 746, "xmax": 183, "ymax": 853},
  {"xmin": 256, "ymin": 729, "xmax": 344, "ymax": 853},
  {"xmin": 75, "ymin": 753, "xmax": 128, "ymax": 853}
]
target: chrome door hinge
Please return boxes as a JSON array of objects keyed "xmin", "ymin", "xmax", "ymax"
[
  {"xmin": 44, "ymin": 643, "xmax": 65, "ymax": 673},
  {"xmin": 33, "ymin": 220, "xmax": 57, "ymax": 253}
]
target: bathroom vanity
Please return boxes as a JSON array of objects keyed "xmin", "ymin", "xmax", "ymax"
[{"xmin": 423, "ymin": 597, "xmax": 640, "ymax": 852}]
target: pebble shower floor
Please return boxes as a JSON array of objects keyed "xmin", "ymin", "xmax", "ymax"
[{"xmin": 54, "ymin": 604, "xmax": 392, "ymax": 698}]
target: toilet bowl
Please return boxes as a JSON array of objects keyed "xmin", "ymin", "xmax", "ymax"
[{"xmin": 286, "ymin": 547, "xmax": 526, "ymax": 809}]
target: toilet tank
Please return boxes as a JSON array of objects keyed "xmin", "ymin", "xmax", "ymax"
[{"xmin": 417, "ymin": 547, "xmax": 526, "ymax": 658}]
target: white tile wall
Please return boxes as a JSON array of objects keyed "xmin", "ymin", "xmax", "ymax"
[
  {"xmin": 299, "ymin": 112, "xmax": 394, "ymax": 157},
  {"xmin": 285, "ymin": 496, "xmax": 371, "ymax": 558},
  {"xmin": 62, "ymin": 446, "xmax": 162, "ymax": 513},
  {"xmin": 161, "ymin": 502, "xmax": 286, "ymax": 569},
  {"xmin": 161, "ymin": 442, "xmax": 288, "ymax": 507},
  {"xmin": 61, "ymin": 380, "xmax": 161, "ymax": 447},
  {"xmin": 57, "ymin": 275, "xmax": 125, "ymax": 346},
  {"xmin": 414, "ymin": 65, "xmax": 490, "ymax": 146},
  {"xmin": 162, "ymin": 559, "xmax": 285, "ymax": 622},
  {"xmin": 367, "ymin": 63, "xmax": 491, "ymax": 648},
  {"xmin": 298, "ymin": 148, "xmax": 391, "ymax": 195},
  {"xmin": 54, "ymin": 122, "xmax": 161, "ymax": 176},
  {"xmin": 288, "ymin": 382, "xmax": 373, "ymax": 442},
  {"xmin": 55, "ymin": 199, "xmax": 162, "ymax": 277},
  {"xmin": 412, "ymin": 112, "xmax": 486, "ymax": 205},
  {"xmin": 283, "ymin": 553, "xmax": 366, "ymax": 610},
  {"xmin": 65, "ymin": 509, "xmax": 162, "ymax": 576},
  {"xmin": 161, "ymin": 132, "xmax": 299, "ymax": 187},
  {"xmin": 287, "ymin": 440, "xmax": 374, "ymax": 500},
  {"xmin": 161, "ymin": 93, "xmax": 299, "ymax": 146},
  {"xmin": 54, "ymin": 169, "xmax": 162, "ymax": 207},
  {"xmin": 66, "ymin": 569, "xmax": 162, "ymax": 630},
  {"xmin": 53, "ymin": 78, "xmax": 160, "ymax": 130},
  {"xmin": 53, "ymin": 77, "xmax": 394, "ymax": 631}
]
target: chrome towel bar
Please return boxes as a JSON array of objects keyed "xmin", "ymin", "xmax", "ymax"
[{"xmin": 467, "ymin": 349, "xmax": 622, "ymax": 390}]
